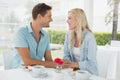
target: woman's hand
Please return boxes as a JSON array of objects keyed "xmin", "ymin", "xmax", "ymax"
[
  {"xmin": 62, "ymin": 59, "xmax": 79, "ymax": 69},
  {"xmin": 63, "ymin": 59, "xmax": 70, "ymax": 64},
  {"xmin": 62, "ymin": 59, "xmax": 70, "ymax": 68},
  {"xmin": 69, "ymin": 62, "xmax": 79, "ymax": 68}
]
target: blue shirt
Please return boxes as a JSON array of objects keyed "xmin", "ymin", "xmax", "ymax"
[
  {"xmin": 12, "ymin": 24, "xmax": 50, "ymax": 68},
  {"xmin": 63, "ymin": 29, "xmax": 98, "ymax": 75}
]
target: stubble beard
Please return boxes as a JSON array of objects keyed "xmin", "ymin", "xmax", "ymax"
[
  {"xmin": 42, "ymin": 23, "xmax": 50, "ymax": 28},
  {"xmin": 44, "ymin": 24, "xmax": 50, "ymax": 28}
]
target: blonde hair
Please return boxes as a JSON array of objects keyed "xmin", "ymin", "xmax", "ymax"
[{"xmin": 68, "ymin": 8, "xmax": 91, "ymax": 47}]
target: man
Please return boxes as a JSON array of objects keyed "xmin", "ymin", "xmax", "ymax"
[{"xmin": 12, "ymin": 3, "xmax": 56, "ymax": 68}]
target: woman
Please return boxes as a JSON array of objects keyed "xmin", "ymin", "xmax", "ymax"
[{"xmin": 63, "ymin": 8, "xmax": 98, "ymax": 75}]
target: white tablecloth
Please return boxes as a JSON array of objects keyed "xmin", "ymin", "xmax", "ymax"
[
  {"xmin": 0, "ymin": 68, "xmax": 106, "ymax": 80},
  {"xmin": 97, "ymin": 46, "xmax": 120, "ymax": 80}
]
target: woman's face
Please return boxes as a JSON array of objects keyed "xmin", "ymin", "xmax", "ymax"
[{"xmin": 67, "ymin": 12, "xmax": 77, "ymax": 30}]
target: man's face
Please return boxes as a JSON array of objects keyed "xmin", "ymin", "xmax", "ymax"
[{"xmin": 40, "ymin": 10, "xmax": 53, "ymax": 27}]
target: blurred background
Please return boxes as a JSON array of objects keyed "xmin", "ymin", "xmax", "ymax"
[{"xmin": 0, "ymin": 0, "xmax": 120, "ymax": 69}]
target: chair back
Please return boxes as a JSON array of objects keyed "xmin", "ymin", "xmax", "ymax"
[
  {"xmin": 2, "ymin": 50, "xmax": 14, "ymax": 70},
  {"xmin": 111, "ymin": 40, "xmax": 120, "ymax": 47}
]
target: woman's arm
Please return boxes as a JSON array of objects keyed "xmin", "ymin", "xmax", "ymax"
[
  {"xmin": 78, "ymin": 33, "xmax": 98, "ymax": 75},
  {"xmin": 63, "ymin": 32, "xmax": 71, "ymax": 61}
]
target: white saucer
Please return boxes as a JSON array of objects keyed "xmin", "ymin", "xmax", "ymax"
[
  {"xmin": 30, "ymin": 71, "xmax": 48, "ymax": 78},
  {"xmin": 76, "ymin": 70, "xmax": 91, "ymax": 80}
]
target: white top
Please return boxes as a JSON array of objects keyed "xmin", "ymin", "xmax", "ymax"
[{"xmin": 73, "ymin": 47, "xmax": 80, "ymax": 61}]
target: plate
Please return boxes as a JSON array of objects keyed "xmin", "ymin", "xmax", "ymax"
[
  {"xmin": 76, "ymin": 70, "xmax": 91, "ymax": 80},
  {"xmin": 30, "ymin": 71, "xmax": 48, "ymax": 78}
]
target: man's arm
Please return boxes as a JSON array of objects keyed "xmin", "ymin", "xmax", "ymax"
[
  {"xmin": 17, "ymin": 48, "xmax": 56, "ymax": 68},
  {"xmin": 44, "ymin": 50, "xmax": 53, "ymax": 61}
]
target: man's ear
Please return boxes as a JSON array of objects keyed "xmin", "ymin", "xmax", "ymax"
[{"xmin": 37, "ymin": 14, "xmax": 42, "ymax": 19}]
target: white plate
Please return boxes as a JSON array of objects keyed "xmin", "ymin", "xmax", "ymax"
[
  {"xmin": 76, "ymin": 70, "xmax": 91, "ymax": 80},
  {"xmin": 77, "ymin": 70, "xmax": 89, "ymax": 73},
  {"xmin": 30, "ymin": 71, "xmax": 48, "ymax": 78}
]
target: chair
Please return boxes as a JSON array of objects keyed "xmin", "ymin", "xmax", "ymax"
[
  {"xmin": 97, "ymin": 50, "xmax": 117, "ymax": 79},
  {"xmin": 110, "ymin": 40, "xmax": 120, "ymax": 47},
  {"xmin": 2, "ymin": 50, "xmax": 14, "ymax": 70}
]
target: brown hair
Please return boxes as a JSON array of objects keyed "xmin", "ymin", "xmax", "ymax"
[{"xmin": 32, "ymin": 3, "xmax": 52, "ymax": 20}]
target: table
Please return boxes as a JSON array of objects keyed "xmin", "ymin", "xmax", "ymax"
[
  {"xmin": 117, "ymin": 52, "xmax": 120, "ymax": 80},
  {"xmin": 0, "ymin": 68, "xmax": 106, "ymax": 80},
  {"xmin": 97, "ymin": 45, "xmax": 120, "ymax": 80}
]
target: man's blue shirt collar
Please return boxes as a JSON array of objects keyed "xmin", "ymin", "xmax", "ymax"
[{"xmin": 27, "ymin": 23, "xmax": 44, "ymax": 36}]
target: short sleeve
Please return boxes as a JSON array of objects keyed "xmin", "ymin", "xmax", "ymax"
[
  {"xmin": 46, "ymin": 35, "xmax": 50, "ymax": 50},
  {"xmin": 14, "ymin": 27, "xmax": 28, "ymax": 48}
]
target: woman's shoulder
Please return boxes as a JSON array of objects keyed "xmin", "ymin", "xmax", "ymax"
[
  {"xmin": 83, "ymin": 29, "xmax": 95, "ymax": 39},
  {"xmin": 66, "ymin": 30, "xmax": 70, "ymax": 35}
]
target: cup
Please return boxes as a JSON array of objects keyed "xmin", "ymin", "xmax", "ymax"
[
  {"xmin": 76, "ymin": 70, "xmax": 91, "ymax": 80},
  {"xmin": 32, "ymin": 65, "xmax": 45, "ymax": 74},
  {"xmin": 31, "ymin": 65, "xmax": 47, "ymax": 78}
]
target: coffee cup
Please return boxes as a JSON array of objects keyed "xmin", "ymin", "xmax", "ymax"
[
  {"xmin": 76, "ymin": 70, "xmax": 91, "ymax": 80},
  {"xmin": 31, "ymin": 65, "xmax": 45, "ymax": 74}
]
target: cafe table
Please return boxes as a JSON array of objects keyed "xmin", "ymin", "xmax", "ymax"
[{"xmin": 0, "ymin": 67, "xmax": 107, "ymax": 80}]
